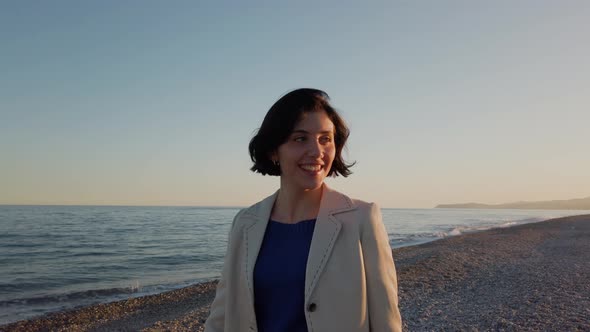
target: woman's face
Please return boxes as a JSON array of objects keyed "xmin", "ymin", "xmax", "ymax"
[{"xmin": 275, "ymin": 110, "xmax": 336, "ymax": 193}]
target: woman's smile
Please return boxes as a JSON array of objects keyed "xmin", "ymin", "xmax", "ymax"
[{"xmin": 299, "ymin": 164, "xmax": 324, "ymax": 174}]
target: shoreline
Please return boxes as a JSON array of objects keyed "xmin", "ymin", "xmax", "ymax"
[{"xmin": 2, "ymin": 214, "xmax": 589, "ymax": 331}]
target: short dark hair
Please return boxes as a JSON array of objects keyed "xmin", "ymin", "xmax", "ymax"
[{"xmin": 249, "ymin": 88, "xmax": 355, "ymax": 177}]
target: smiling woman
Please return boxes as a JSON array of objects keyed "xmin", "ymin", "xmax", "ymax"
[{"xmin": 204, "ymin": 88, "xmax": 402, "ymax": 332}]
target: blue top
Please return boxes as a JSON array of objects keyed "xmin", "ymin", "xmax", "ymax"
[{"xmin": 253, "ymin": 219, "xmax": 316, "ymax": 332}]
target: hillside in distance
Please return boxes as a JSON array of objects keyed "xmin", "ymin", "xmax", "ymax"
[{"xmin": 436, "ymin": 196, "xmax": 590, "ymax": 210}]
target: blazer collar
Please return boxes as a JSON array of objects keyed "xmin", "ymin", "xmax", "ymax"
[{"xmin": 242, "ymin": 183, "xmax": 357, "ymax": 305}]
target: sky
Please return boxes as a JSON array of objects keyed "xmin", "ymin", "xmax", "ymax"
[{"xmin": 1, "ymin": 1, "xmax": 589, "ymax": 208}]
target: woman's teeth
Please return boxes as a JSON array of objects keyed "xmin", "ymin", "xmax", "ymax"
[{"xmin": 300, "ymin": 165, "xmax": 322, "ymax": 172}]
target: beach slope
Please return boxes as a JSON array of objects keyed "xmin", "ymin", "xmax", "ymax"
[{"xmin": 2, "ymin": 214, "xmax": 589, "ymax": 331}]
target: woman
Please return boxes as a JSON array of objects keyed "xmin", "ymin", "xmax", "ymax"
[{"xmin": 204, "ymin": 88, "xmax": 402, "ymax": 332}]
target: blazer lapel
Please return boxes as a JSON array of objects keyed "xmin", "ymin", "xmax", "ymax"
[
  {"xmin": 304, "ymin": 184, "xmax": 356, "ymax": 302},
  {"xmin": 244, "ymin": 190, "xmax": 277, "ymax": 307}
]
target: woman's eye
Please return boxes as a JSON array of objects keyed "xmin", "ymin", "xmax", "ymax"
[
  {"xmin": 320, "ymin": 136, "xmax": 333, "ymax": 144},
  {"xmin": 294, "ymin": 136, "xmax": 306, "ymax": 142}
]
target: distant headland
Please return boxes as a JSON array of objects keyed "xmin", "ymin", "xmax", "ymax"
[{"xmin": 436, "ymin": 196, "xmax": 590, "ymax": 210}]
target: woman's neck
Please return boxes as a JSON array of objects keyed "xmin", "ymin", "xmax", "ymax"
[{"xmin": 271, "ymin": 184, "xmax": 324, "ymax": 224}]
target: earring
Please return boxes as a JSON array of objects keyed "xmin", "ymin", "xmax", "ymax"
[{"xmin": 273, "ymin": 160, "xmax": 279, "ymax": 166}]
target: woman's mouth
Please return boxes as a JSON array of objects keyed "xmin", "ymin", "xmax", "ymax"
[{"xmin": 299, "ymin": 164, "xmax": 323, "ymax": 174}]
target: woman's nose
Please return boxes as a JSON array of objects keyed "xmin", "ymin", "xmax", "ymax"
[{"xmin": 308, "ymin": 140, "xmax": 323, "ymax": 158}]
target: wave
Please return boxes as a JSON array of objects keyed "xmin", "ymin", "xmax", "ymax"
[
  {"xmin": 0, "ymin": 277, "xmax": 212, "ymax": 310},
  {"xmin": 0, "ymin": 285, "xmax": 142, "ymax": 307},
  {"xmin": 390, "ymin": 215, "xmax": 551, "ymax": 247}
]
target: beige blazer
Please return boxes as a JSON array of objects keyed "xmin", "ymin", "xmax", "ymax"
[{"xmin": 204, "ymin": 184, "xmax": 402, "ymax": 332}]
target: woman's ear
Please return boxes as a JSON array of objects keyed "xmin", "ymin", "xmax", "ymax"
[{"xmin": 270, "ymin": 151, "xmax": 279, "ymax": 166}]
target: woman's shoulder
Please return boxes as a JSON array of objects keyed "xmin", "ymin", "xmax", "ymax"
[
  {"xmin": 323, "ymin": 188, "xmax": 381, "ymax": 230},
  {"xmin": 338, "ymin": 194, "xmax": 386, "ymax": 237},
  {"xmin": 325, "ymin": 185, "xmax": 379, "ymax": 214},
  {"xmin": 350, "ymin": 197, "xmax": 379, "ymax": 211}
]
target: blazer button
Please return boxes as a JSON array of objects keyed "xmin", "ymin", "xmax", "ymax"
[{"xmin": 307, "ymin": 303, "xmax": 317, "ymax": 312}]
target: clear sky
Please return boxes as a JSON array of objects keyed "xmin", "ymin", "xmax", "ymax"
[{"xmin": 1, "ymin": 1, "xmax": 589, "ymax": 208}]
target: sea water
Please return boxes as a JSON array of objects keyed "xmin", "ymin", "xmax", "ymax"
[{"xmin": 1, "ymin": 205, "xmax": 587, "ymax": 324}]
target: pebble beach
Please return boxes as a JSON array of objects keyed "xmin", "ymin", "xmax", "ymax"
[{"xmin": 2, "ymin": 214, "xmax": 589, "ymax": 331}]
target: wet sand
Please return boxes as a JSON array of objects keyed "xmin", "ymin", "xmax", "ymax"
[{"xmin": 2, "ymin": 214, "xmax": 589, "ymax": 331}]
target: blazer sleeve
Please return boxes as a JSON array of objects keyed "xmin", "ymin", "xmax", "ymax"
[
  {"xmin": 204, "ymin": 209, "xmax": 244, "ymax": 332},
  {"xmin": 361, "ymin": 203, "xmax": 402, "ymax": 332}
]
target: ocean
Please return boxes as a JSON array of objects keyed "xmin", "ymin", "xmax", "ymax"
[{"xmin": 1, "ymin": 205, "xmax": 587, "ymax": 324}]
